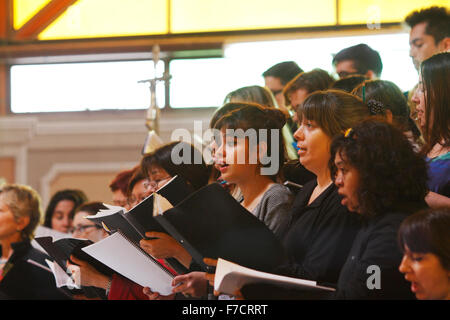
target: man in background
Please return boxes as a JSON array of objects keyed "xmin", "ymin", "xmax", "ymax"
[
  {"xmin": 262, "ymin": 61, "xmax": 303, "ymax": 110},
  {"xmin": 405, "ymin": 6, "xmax": 450, "ymax": 71},
  {"xmin": 332, "ymin": 43, "xmax": 383, "ymax": 79}
]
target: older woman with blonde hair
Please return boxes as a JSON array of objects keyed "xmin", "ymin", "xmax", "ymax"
[{"xmin": 0, "ymin": 184, "xmax": 69, "ymax": 299}]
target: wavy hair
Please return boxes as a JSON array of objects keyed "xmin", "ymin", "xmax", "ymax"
[
  {"xmin": 329, "ymin": 119, "xmax": 428, "ymax": 218},
  {"xmin": 0, "ymin": 184, "xmax": 42, "ymax": 241}
]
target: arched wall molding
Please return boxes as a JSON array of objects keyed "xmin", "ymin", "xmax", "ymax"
[{"xmin": 40, "ymin": 161, "xmax": 137, "ymax": 209}]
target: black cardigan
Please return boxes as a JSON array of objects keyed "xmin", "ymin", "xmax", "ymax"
[
  {"xmin": 0, "ymin": 240, "xmax": 70, "ymax": 300},
  {"xmin": 332, "ymin": 206, "xmax": 424, "ymax": 300}
]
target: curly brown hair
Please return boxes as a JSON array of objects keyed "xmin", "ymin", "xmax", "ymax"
[{"xmin": 329, "ymin": 119, "xmax": 428, "ymax": 218}]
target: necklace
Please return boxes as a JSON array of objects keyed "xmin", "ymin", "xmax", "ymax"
[{"xmin": 309, "ymin": 181, "xmax": 333, "ymax": 205}]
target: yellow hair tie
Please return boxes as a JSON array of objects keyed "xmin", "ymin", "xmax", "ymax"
[{"xmin": 344, "ymin": 128, "xmax": 353, "ymax": 138}]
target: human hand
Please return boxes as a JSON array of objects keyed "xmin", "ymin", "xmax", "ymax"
[
  {"xmin": 139, "ymin": 232, "xmax": 183, "ymax": 259},
  {"xmin": 171, "ymin": 272, "xmax": 207, "ymax": 298},
  {"xmin": 202, "ymin": 258, "xmax": 243, "ymax": 299},
  {"xmin": 140, "ymin": 232, "xmax": 192, "ymax": 268},
  {"xmin": 142, "ymin": 287, "xmax": 176, "ymax": 300},
  {"xmin": 68, "ymin": 255, "xmax": 110, "ymax": 289}
]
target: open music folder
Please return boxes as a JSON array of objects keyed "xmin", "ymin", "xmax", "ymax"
[
  {"xmin": 85, "ymin": 175, "xmax": 193, "ymax": 244},
  {"xmin": 214, "ymin": 258, "xmax": 336, "ymax": 296},
  {"xmin": 34, "ymin": 236, "xmax": 112, "ymax": 298},
  {"xmin": 154, "ymin": 182, "xmax": 288, "ymax": 273},
  {"xmin": 81, "ymin": 231, "xmax": 176, "ymax": 296},
  {"xmin": 84, "ymin": 175, "xmax": 193, "ymax": 275}
]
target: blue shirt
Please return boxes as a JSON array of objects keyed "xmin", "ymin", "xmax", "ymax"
[{"xmin": 426, "ymin": 151, "xmax": 450, "ymax": 197}]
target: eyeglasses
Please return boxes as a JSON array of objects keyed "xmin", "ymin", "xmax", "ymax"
[
  {"xmin": 148, "ymin": 176, "xmax": 172, "ymax": 190},
  {"xmin": 70, "ymin": 225, "xmax": 102, "ymax": 234},
  {"xmin": 270, "ymin": 89, "xmax": 283, "ymax": 96}
]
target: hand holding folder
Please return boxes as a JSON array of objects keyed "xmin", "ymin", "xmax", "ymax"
[
  {"xmin": 139, "ymin": 231, "xmax": 192, "ymax": 269},
  {"xmin": 154, "ymin": 183, "xmax": 288, "ymax": 273}
]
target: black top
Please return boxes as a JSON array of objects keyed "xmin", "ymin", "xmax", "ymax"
[
  {"xmin": 239, "ymin": 180, "xmax": 361, "ymax": 299},
  {"xmin": 279, "ymin": 180, "xmax": 361, "ymax": 285},
  {"xmin": 0, "ymin": 241, "xmax": 70, "ymax": 300},
  {"xmin": 333, "ymin": 206, "xmax": 424, "ymax": 300}
]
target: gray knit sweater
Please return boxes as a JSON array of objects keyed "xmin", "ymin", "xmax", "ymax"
[{"xmin": 252, "ymin": 183, "xmax": 293, "ymax": 239}]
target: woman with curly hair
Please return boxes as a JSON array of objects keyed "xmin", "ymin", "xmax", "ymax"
[
  {"xmin": 329, "ymin": 119, "xmax": 428, "ymax": 299},
  {"xmin": 220, "ymin": 90, "xmax": 369, "ymax": 300}
]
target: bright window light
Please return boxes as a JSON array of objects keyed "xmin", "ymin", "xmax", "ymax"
[
  {"xmin": 169, "ymin": 58, "xmax": 263, "ymax": 109},
  {"xmin": 225, "ymin": 32, "xmax": 418, "ymax": 92},
  {"xmin": 11, "ymin": 60, "xmax": 165, "ymax": 113},
  {"xmin": 10, "ymin": 32, "xmax": 418, "ymax": 112},
  {"xmin": 171, "ymin": 32, "xmax": 418, "ymax": 109}
]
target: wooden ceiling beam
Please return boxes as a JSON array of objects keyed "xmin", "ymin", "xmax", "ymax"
[
  {"xmin": 0, "ymin": 36, "xmax": 224, "ymax": 61},
  {"xmin": 13, "ymin": 0, "xmax": 78, "ymax": 41},
  {"xmin": 0, "ymin": 64, "xmax": 11, "ymax": 115},
  {"xmin": 0, "ymin": 23, "xmax": 403, "ymax": 62},
  {"xmin": 0, "ymin": 0, "xmax": 13, "ymax": 40}
]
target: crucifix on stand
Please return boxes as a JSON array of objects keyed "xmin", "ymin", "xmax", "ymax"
[{"xmin": 138, "ymin": 44, "xmax": 171, "ymax": 155}]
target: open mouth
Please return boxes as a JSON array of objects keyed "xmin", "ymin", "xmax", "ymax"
[
  {"xmin": 215, "ymin": 162, "xmax": 229, "ymax": 173},
  {"xmin": 410, "ymin": 281, "xmax": 420, "ymax": 293},
  {"xmin": 338, "ymin": 192, "xmax": 348, "ymax": 206}
]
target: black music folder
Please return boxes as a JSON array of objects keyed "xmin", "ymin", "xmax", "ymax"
[
  {"xmin": 155, "ymin": 182, "xmax": 288, "ymax": 273},
  {"xmin": 34, "ymin": 236, "xmax": 113, "ymax": 299},
  {"xmin": 85, "ymin": 175, "xmax": 194, "ymax": 274},
  {"xmin": 86, "ymin": 175, "xmax": 193, "ymax": 244}
]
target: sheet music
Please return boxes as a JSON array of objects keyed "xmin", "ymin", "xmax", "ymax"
[
  {"xmin": 81, "ymin": 232, "xmax": 174, "ymax": 296},
  {"xmin": 214, "ymin": 258, "xmax": 335, "ymax": 295},
  {"xmin": 32, "ymin": 225, "xmax": 72, "ymax": 253},
  {"xmin": 153, "ymin": 193, "xmax": 173, "ymax": 216},
  {"xmin": 45, "ymin": 259, "xmax": 80, "ymax": 289}
]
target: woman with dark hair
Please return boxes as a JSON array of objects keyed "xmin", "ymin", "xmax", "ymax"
[
  {"xmin": 398, "ymin": 208, "xmax": 450, "ymax": 300},
  {"xmin": 329, "ymin": 119, "xmax": 428, "ymax": 299},
  {"xmin": 352, "ymin": 79, "xmax": 424, "ymax": 152},
  {"xmin": 233, "ymin": 90, "xmax": 371, "ymax": 300},
  {"xmin": 140, "ymin": 141, "xmax": 210, "ymax": 193},
  {"xmin": 44, "ymin": 189, "xmax": 88, "ymax": 234},
  {"xmin": 145, "ymin": 102, "xmax": 295, "ymax": 299},
  {"xmin": 212, "ymin": 102, "xmax": 293, "ymax": 236},
  {"xmin": 274, "ymin": 90, "xmax": 369, "ymax": 288},
  {"xmin": 412, "ymin": 52, "xmax": 450, "ymax": 206}
]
